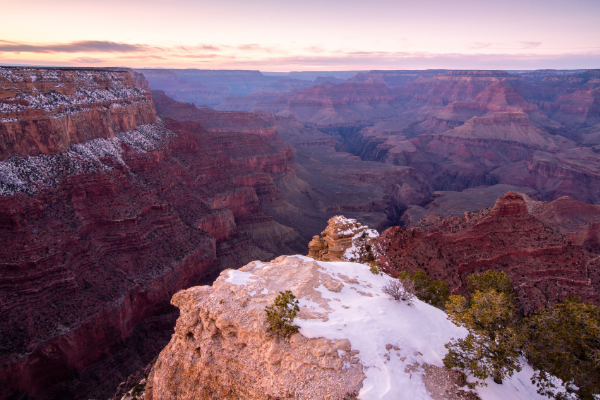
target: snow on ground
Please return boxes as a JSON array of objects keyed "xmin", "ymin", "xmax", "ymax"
[
  {"xmin": 293, "ymin": 256, "xmax": 552, "ymax": 400},
  {"xmin": 229, "ymin": 255, "xmax": 554, "ymax": 400}
]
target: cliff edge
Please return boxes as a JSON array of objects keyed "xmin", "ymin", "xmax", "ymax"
[{"xmin": 145, "ymin": 255, "xmax": 550, "ymax": 400}]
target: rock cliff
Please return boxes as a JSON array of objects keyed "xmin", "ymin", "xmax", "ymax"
[
  {"xmin": 307, "ymin": 215, "xmax": 379, "ymax": 263},
  {"xmin": 144, "ymin": 255, "xmax": 553, "ymax": 400},
  {"xmin": 0, "ymin": 67, "xmax": 156, "ymax": 160},
  {"xmin": 0, "ymin": 69, "xmax": 302, "ymax": 399},
  {"xmin": 376, "ymin": 192, "xmax": 600, "ymax": 313}
]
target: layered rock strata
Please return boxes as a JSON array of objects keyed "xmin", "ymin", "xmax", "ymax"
[
  {"xmin": 0, "ymin": 70, "xmax": 301, "ymax": 399},
  {"xmin": 376, "ymin": 192, "xmax": 600, "ymax": 313},
  {"xmin": 210, "ymin": 69, "xmax": 600, "ymax": 204},
  {"xmin": 0, "ymin": 67, "xmax": 156, "ymax": 160}
]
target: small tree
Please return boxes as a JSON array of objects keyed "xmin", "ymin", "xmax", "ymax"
[
  {"xmin": 522, "ymin": 296, "xmax": 600, "ymax": 399},
  {"xmin": 444, "ymin": 271, "xmax": 522, "ymax": 385},
  {"xmin": 265, "ymin": 290, "xmax": 300, "ymax": 338},
  {"xmin": 468, "ymin": 270, "xmax": 514, "ymax": 300},
  {"xmin": 398, "ymin": 270, "xmax": 450, "ymax": 310},
  {"xmin": 382, "ymin": 278, "xmax": 416, "ymax": 305}
]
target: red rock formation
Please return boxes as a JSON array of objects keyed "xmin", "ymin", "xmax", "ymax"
[
  {"xmin": 0, "ymin": 73, "xmax": 302, "ymax": 399},
  {"xmin": 0, "ymin": 67, "xmax": 156, "ymax": 160},
  {"xmin": 152, "ymin": 90, "xmax": 282, "ymax": 143},
  {"xmin": 218, "ymin": 82, "xmax": 402, "ymax": 125},
  {"xmin": 376, "ymin": 192, "xmax": 600, "ymax": 313}
]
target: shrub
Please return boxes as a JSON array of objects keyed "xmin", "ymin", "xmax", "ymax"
[
  {"xmin": 444, "ymin": 271, "xmax": 522, "ymax": 386},
  {"xmin": 398, "ymin": 270, "xmax": 450, "ymax": 310},
  {"xmin": 382, "ymin": 278, "xmax": 416, "ymax": 305},
  {"xmin": 522, "ymin": 295, "xmax": 600, "ymax": 399},
  {"xmin": 370, "ymin": 263, "xmax": 382, "ymax": 275},
  {"xmin": 468, "ymin": 270, "xmax": 514, "ymax": 300},
  {"xmin": 265, "ymin": 290, "xmax": 300, "ymax": 338}
]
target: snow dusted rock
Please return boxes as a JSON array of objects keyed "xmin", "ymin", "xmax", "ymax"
[
  {"xmin": 0, "ymin": 66, "xmax": 156, "ymax": 160},
  {"xmin": 308, "ymin": 215, "xmax": 379, "ymax": 263},
  {"xmin": 146, "ymin": 255, "xmax": 549, "ymax": 400}
]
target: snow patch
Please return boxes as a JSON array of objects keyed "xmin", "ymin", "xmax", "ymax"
[
  {"xmin": 288, "ymin": 255, "xmax": 553, "ymax": 400},
  {"xmin": 225, "ymin": 269, "xmax": 256, "ymax": 286},
  {"xmin": 0, "ymin": 118, "xmax": 172, "ymax": 197}
]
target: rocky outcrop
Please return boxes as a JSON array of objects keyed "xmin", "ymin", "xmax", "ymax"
[
  {"xmin": 145, "ymin": 255, "xmax": 548, "ymax": 400},
  {"xmin": 308, "ymin": 215, "xmax": 379, "ymax": 263},
  {"xmin": 151, "ymin": 90, "xmax": 282, "ymax": 143},
  {"xmin": 146, "ymin": 257, "xmax": 365, "ymax": 400},
  {"xmin": 376, "ymin": 192, "xmax": 600, "ymax": 313},
  {"xmin": 0, "ymin": 67, "xmax": 156, "ymax": 160}
]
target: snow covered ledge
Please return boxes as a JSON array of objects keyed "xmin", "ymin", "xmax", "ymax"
[{"xmin": 146, "ymin": 256, "xmax": 550, "ymax": 400}]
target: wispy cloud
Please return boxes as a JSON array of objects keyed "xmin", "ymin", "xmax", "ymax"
[
  {"xmin": 69, "ymin": 56, "xmax": 105, "ymax": 63},
  {"xmin": 0, "ymin": 40, "xmax": 155, "ymax": 53},
  {"xmin": 469, "ymin": 42, "xmax": 492, "ymax": 49},
  {"xmin": 2, "ymin": 39, "xmax": 599, "ymax": 70},
  {"xmin": 466, "ymin": 41, "xmax": 543, "ymax": 50},
  {"xmin": 518, "ymin": 41, "xmax": 542, "ymax": 49}
]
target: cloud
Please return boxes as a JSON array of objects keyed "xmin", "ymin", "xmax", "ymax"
[
  {"xmin": 69, "ymin": 57, "xmax": 105, "ymax": 64},
  {"xmin": 174, "ymin": 44, "xmax": 221, "ymax": 52},
  {"xmin": 201, "ymin": 50, "xmax": 600, "ymax": 71},
  {"xmin": 3, "ymin": 39, "xmax": 599, "ymax": 71},
  {"xmin": 0, "ymin": 40, "xmax": 155, "ymax": 54},
  {"xmin": 470, "ymin": 42, "xmax": 492, "ymax": 49},
  {"xmin": 518, "ymin": 42, "xmax": 542, "ymax": 49},
  {"xmin": 221, "ymin": 43, "xmax": 275, "ymax": 52}
]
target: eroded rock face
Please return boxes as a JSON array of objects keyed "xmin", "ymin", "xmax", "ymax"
[
  {"xmin": 146, "ymin": 256, "xmax": 365, "ymax": 400},
  {"xmin": 0, "ymin": 67, "xmax": 156, "ymax": 160},
  {"xmin": 376, "ymin": 192, "xmax": 600, "ymax": 313},
  {"xmin": 308, "ymin": 215, "xmax": 379, "ymax": 263},
  {"xmin": 0, "ymin": 80, "xmax": 302, "ymax": 399}
]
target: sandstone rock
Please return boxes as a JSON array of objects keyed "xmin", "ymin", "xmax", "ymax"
[
  {"xmin": 146, "ymin": 256, "xmax": 366, "ymax": 400},
  {"xmin": 146, "ymin": 255, "xmax": 548, "ymax": 400},
  {"xmin": 307, "ymin": 215, "xmax": 379, "ymax": 263}
]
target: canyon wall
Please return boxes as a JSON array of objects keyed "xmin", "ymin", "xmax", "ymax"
[
  {"xmin": 207, "ymin": 69, "xmax": 600, "ymax": 206},
  {"xmin": 0, "ymin": 67, "xmax": 156, "ymax": 160},
  {"xmin": 376, "ymin": 192, "xmax": 600, "ymax": 314},
  {"xmin": 0, "ymin": 69, "xmax": 302, "ymax": 399}
]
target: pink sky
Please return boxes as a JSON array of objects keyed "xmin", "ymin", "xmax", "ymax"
[{"xmin": 2, "ymin": 0, "xmax": 599, "ymax": 71}]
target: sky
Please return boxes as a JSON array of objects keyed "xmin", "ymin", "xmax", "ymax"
[{"xmin": 1, "ymin": 0, "xmax": 599, "ymax": 71}]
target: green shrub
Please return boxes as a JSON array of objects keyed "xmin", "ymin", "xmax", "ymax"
[
  {"xmin": 444, "ymin": 269, "xmax": 600, "ymax": 397},
  {"xmin": 444, "ymin": 270, "xmax": 522, "ymax": 386},
  {"xmin": 265, "ymin": 290, "xmax": 300, "ymax": 338},
  {"xmin": 444, "ymin": 290, "xmax": 522, "ymax": 385},
  {"xmin": 522, "ymin": 295, "xmax": 600, "ymax": 399},
  {"xmin": 370, "ymin": 263, "xmax": 382, "ymax": 275},
  {"xmin": 468, "ymin": 270, "xmax": 514, "ymax": 300},
  {"xmin": 397, "ymin": 270, "xmax": 450, "ymax": 310}
]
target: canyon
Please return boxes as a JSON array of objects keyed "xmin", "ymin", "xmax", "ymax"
[
  {"xmin": 191, "ymin": 69, "xmax": 600, "ymax": 206},
  {"xmin": 2, "ymin": 66, "xmax": 600, "ymax": 399}
]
